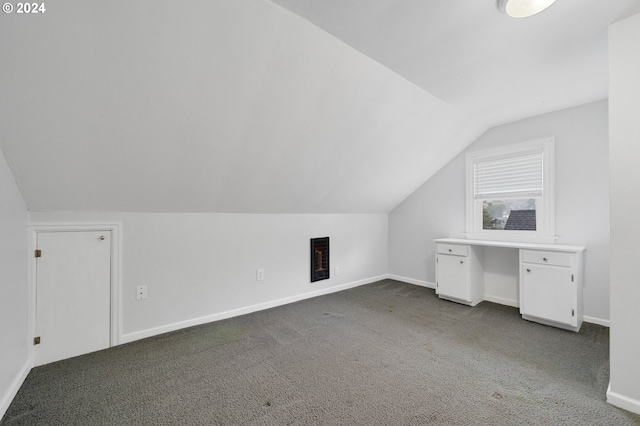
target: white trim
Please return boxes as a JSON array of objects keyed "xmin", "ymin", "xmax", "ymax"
[
  {"xmin": 465, "ymin": 137, "xmax": 555, "ymax": 244},
  {"xmin": 27, "ymin": 229, "xmax": 37, "ymax": 367},
  {"xmin": 28, "ymin": 223, "xmax": 123, "ymax": 352},
  {"xmin": 607, "ymin": 383, "xmax": 640, "ymax": 415},
  {"xmin": 583, "ymin": 315, "xmax": 610, "ymax": 327},
  {"xmin": 0, "ymin": 359, "xmax": 31, "ymax": 421},
  {"xmin": 388, "ymin": 274, "xmax": 435, "ymax": 289},
  {"xmin": 483, "ymin": 295, "xmax": 519, "ymax": 308},
  {"xmin": 121, "ymin": 274, "xmax": 387, "ymax": 344}
]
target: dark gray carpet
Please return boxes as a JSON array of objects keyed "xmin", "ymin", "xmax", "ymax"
[{"xmin": 3, "ymin": 279, "xmax": 639, "ymax": 425}]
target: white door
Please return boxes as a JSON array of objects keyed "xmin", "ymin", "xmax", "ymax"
[
  {"xmin": 437, "ymin": 254, "xmax": 470, "ymax": 302},
  {"xmin": 35, "ymin": 231, "xmax": 111, "ymax": 366},
  {"xmin": 522, "ymin": 264, "xmax": 574, "ymax": 326}
]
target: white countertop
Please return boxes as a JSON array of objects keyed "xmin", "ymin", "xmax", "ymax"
[{"xmin": 434, "ymin": 238, "xmax": 585, "ymax": 253}]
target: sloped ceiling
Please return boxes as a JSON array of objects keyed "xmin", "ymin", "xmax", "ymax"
[
  {"xmin": 271, "ymin": 0, "xmax": 640, "ymax": 127},
  {"xmin": 1, "ymin": 0, "xmax": 638, "ymax": 213}
]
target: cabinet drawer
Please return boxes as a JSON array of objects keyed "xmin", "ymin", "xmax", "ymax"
[
  {"xmin": 521, "ymin": 250, "xmax": 572, "ymax": 267},
  {"xmin": 437, "ymin": 244, "xmax": 468, "ymax": 257}
]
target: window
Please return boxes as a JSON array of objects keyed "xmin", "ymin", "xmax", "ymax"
[{"xmin": 465, "ymin": 137, "xmax": 555, "ymax": 243}]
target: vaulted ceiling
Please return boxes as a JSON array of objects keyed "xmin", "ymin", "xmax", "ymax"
[
  {"xmin": 272, "ymin": 0, "xmax": 640, "ymax": 127},
  {"xmin": 1, "ymin": 0, "xmax": 639, "ymax": 213}
]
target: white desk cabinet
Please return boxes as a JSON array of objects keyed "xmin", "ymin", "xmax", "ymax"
[
  {"xmin": 520, "ymin": 249, "xmax": 584, "ymax": 332},
  {"xmin": 434, "ymin": 238, "xmax": 585, "ymax": 331},
  {"xmin": 435, "ymin": 243, "xmax": 484, "ymax": 306}
]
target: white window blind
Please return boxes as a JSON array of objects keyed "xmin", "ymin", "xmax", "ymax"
[{"xmin": 474, "ymin": 153, "xmax": 543, "ymax": 199}]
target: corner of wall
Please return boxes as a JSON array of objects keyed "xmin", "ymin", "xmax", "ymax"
[
  {"xmin": 607, "ymin": 383, "xmax": 640, "ymax": 416},
  {"xmin": 0, "ymin": 360, "xmax": 31, "ymax": 420}
]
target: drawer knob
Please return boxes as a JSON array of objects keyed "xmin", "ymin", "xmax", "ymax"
[
  {"xmin": 449, "ymin": 249, "xmax": 452, "ymax": 252},
  {"xmin": 526, "ymin": 268, "xmax": 531, "ymax": 272},
  {"xmin": 460, "ymin": 260, "xmax": 464, "ymax": 264},
  {"xmin": 543, "ymin": 257, "xmax": 548, "ymax": 261}
]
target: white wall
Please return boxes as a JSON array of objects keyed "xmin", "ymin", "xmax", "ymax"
[
  {"xmin": 0, "ymin": 148, "xmax": 28, "ymax": 418},
  {"xmin": 607, "ymin": 12, "xmax": 640, "ymax": 415},
  {"xmin": 389, "ymin": 100, "xmax": 610, "ymax": 323},
  {"xmin": 0, "ymin": 0, "xmax": 482, "ymax": 215},
  {"xmin": 29, "ymin": 212, "xmax": 388, "ymax": 342}
]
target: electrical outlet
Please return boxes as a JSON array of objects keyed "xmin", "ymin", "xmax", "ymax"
[
  {"xmin": 256, "ymin": 269, "xmax": 265, "ymax": 281},
  {"xmin": 334, "ymin": 267, "xmax": 340, "ymax": 276},
  {"xmin": 136, "ymin": 285, "xmax": 147, "ymax": 300}
]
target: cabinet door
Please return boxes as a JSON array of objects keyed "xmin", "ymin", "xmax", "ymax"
[
  {"xmin": 437, "ymin": 254, "xmax": 470, "ymax": 302},
  {"xmin": 522, "ymin": 264, "xmax": 574, "ymax": 326}
]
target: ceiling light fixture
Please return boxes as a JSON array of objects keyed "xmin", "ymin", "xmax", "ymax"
[{"xmin": 497, "ymin": 0, "xmax": 557, "ymax": 18}]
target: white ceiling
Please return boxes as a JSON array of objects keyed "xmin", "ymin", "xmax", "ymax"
[
  {"xmin": 1, "ymin": 0, "xmax": 639, "ymax": 213},
  {"xmin": 271, "ymin": 0, "xmax": 640, "ymax": 128}
]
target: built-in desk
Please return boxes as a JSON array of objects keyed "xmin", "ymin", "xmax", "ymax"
[{"xmin": 434, "ymin": 238, "xmax": 585, "ymax": 331}]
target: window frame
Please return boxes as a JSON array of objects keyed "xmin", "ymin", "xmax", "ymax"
[{"xmin": 465, "ymin": 137, "xmax": 555, "ymax": 244}]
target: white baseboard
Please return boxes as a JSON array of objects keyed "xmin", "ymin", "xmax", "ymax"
[
  {"xmin": 0, "ymin": 359, "xmax": 31, "ymax": 421},
  {"xmin": 583, "ymin": 315, "xmax": 610, "ymax": 327},
  {"xmin": 121, "ymin": 275, "xmax": 387, "ymax": 344},
  {"xmin": 387, "ymin": 274, "xmax": 435, "ymax": 289},
  {"xmin": 607, "ymin": 382, "xmax": 640, "ymax": 415},
  {"xmin": 385, "ymin": 279, "xmax": 610, "ymax": 328},
  {"xmin": 483, "ymin": 295, "xmax": 519, "ymax": 308}
]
